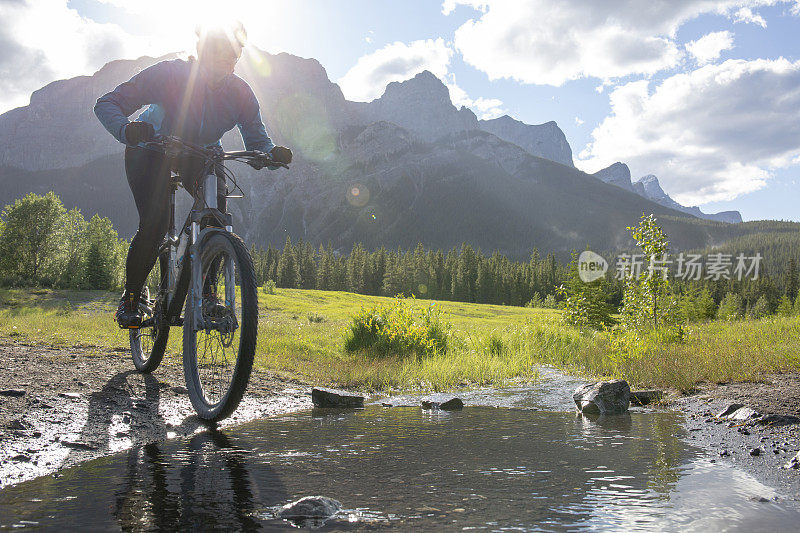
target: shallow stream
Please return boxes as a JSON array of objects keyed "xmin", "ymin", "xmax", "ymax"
[{"xmin": 1, "ymin": 375, "xmax": 798, "ymax": 531}]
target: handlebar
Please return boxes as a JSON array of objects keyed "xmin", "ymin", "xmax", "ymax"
[{"xmin": 143, "ymin": 135, "xmax": 289, "ymax": 169}]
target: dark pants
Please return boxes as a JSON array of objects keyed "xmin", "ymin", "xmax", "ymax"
[{"xmin": 123, "ymin": 146, "xmax": 226, "ymax": 298}]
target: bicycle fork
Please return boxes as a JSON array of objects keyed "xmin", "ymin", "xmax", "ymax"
[{"xmin": 187, "ymin": 173, "xmax": 236, "ymax": 332}]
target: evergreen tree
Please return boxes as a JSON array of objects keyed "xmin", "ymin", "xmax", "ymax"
[
  {"xmin": 775, "ymin": 295, "xmax": 793, "ymax": 317},
  {"xmin": 717, "ymin": 292, "xmax": 744, "ymax": 320},
  {"xmin": 277, "ymin": 237, "xmax": 300, "ymax": 288}
]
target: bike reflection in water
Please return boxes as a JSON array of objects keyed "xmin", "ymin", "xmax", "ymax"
[{"xmin": 113, "ymin": 430, "xmax": 287, "ymax": 531}]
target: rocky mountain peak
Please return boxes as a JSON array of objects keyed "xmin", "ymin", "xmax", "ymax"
[
  {"xmin": 631, "ymin": 174, "xmax": 742, "ymax": 223},
  {"xmin": 593, "ymin": 162, "xmax": 633, "ymax": 191},
  {"xmin": 357, "ymin": 70, "xmax": 478, "ymax": 141},
  {"xmin": 479, "ymin": 115, "xmax": 574, "ymax": 167}
]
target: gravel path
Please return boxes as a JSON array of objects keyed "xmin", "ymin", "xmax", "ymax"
[{"xmin": 0, "ymin": 341, "xmax": 312, "ymax": 488}]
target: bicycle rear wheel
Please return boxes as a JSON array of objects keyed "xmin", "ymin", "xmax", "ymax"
[
  {"xmin": 183, "ymin": 232, "xmax": 257, "ymax": 421},
  {"xmin": 130, "ymin": 257, "xmax": 170, "ymax": 372}
]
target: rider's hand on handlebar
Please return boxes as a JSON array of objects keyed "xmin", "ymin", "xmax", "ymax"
[
  {"xmin": 269, "ymin": 146, "xmax": 292, "ymax": 164},
  {"xmin": 124, "ymin": 121, "xmax": 155, "ymax": 145}
]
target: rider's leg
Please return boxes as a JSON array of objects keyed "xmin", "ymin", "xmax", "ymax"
[{"xmin": 123, "ymin": 147, "xmax": 171, "ymax": 307}]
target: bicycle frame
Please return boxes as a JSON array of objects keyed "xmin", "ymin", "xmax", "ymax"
[{"xmin": 155, "ymin": 170, "xmax": 235, "ymax": 332}]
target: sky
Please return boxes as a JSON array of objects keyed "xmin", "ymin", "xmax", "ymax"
[{"xmin": 1, "ymin": 0, "xmax": 800, "ymax": 222}]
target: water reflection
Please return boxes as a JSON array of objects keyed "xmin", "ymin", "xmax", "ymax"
[{"xmin": 1, "ymin": 406, "xmax": 798, "ymax": 531}]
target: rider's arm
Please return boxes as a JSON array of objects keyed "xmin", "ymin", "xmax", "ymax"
[
  {"xmin": 94, "ymin": 61, "xmax": 172, "ymax": 145},
  {"xmin": 236, "ymin": 86, "xmax": 276, "ymax": 154}
]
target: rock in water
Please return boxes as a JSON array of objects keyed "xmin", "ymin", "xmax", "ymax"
[
  {"xmin": 573, "ymin": 380, "xmax": 631, "ymax": 415},
  {"xmin": 421, "ymin": 398, "xmax": 464, "ymax": 411},
  {"xmin": 276, "ymin": 496, "xmax": 342, "ymax": 527},
  {"xmin": 311, "ymin": 388, "xmax": 364, "ymax": 408},
  {"xmin": 630, "ymin": 390, "xmax": 663, "ymax": 406}
]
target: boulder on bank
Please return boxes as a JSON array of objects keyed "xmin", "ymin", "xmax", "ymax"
[
  {"xmin": 573, "ymin": 380, "xmax": 631, "ymax": 415},
  {"xmin": 311, "ymin": 387, "xmax": 364, "ymax": 408},
  {"xmin": 630, "ymin": 390, "xmax": 663, "ymax": 406}
]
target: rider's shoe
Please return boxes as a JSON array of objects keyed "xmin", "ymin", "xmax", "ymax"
[
  {"xmin": 202, "ymin": 287, "xmax": 228, "ymax": 317},
  {"xmin": 115, "ymin": 291, "xmax": 142, "ymax": 329}
]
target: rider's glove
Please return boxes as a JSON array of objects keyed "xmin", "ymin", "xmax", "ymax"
[
  {"xmin": 269, "ymin": 146, "xmax": 293, "ymax": 164},
  {"xmin": 124, "ymin": 121, "xmax": 155, "ymax": 145}
]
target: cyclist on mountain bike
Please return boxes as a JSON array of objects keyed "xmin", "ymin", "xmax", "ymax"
[{"xmin": 94, "ymin": 21, "xmax": 291, "ymax": 328}]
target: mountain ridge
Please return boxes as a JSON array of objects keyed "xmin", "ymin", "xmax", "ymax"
[{"xmin": 0, "ymin": 49, "xmax": 747, "ymax": 257}]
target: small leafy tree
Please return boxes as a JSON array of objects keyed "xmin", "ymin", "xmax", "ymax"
[
  {"xmin": 0, "ymin": 192, "xmax": 67, "ymax": 286},
  {"xmin": 620, "ymin": 214, "xmax": 679, "ymax": 333},
  {"xmin": 557, "ymin": 251, "xmax": 616, "ymax": 330},
  {"xmin": 59, "ymin": 208, "xmax": 89, "ymax": 288},
  {"xmin": 84, "ymin": 214, "xmax": 121, "ymax": 290}
]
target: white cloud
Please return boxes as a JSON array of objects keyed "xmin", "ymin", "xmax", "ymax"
[
  {"xmin": 733, "ymin": 6, "xmax": 768, "ymax": 26},
  {"xmin": 446, "ymin": 77, "xmax": 505, "ymax": 119},
  {"xmin": 444, "ymin": 0, "xmax": 780, "ymax": 86},
  {"xmin": 338, "ymin": 39, "xmax": 453, "ymax": 102},
  {"xmin": 686, "ymin": 31, "xmax": 735, "ymax": 64},
  {"xmin": 0, "ymin": 0, "xmax": 157, "ymax": 113},
  {"xmin": 578, "ymin": 58, "xmax": 800, "ymax": 204},
  {"xmin": 441, "ymin": 0, "xmax": 488, "ymax": 16},
  {"xmin": 337, "ymin": 38, "xmax": 505, "ymax": 119}
]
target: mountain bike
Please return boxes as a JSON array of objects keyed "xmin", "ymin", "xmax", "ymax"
[{"xmin": 129, "ymin": 136, "xmax": 286, "ymax": 421}]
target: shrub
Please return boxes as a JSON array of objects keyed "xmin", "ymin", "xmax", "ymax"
[
  {"xmin": 307, "ymin": 313, "xmax": 325, "ymax": 323},
  {"xmin": 263, "ymin": 279, "xmax": 277, "ymax": 294},
  {"xmin": 542, "ymin": 294, "xmax": 558, "ymax": 309},
  {"xmin": 344, "ymin": 296, "xmax": 450, "ymax": 358},
  {"xmin": 525, "ymin": 292, "xmax": 543, "ymax": 308}
]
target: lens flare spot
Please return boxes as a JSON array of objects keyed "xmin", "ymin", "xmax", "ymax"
[
  {"xmin": 347, "ymin": 183, "xmax": 370, "ymax": 207},
  {"xmin": 417, "ymin": 284, "xmax": 428, "ymax": 294},
  {"xmin": 242, "ymin": 48, "xmax": 272, "ymax": 78},
  {"xmin": 273, "ymin": 94, "xmax": 336, "ymax": 163}
]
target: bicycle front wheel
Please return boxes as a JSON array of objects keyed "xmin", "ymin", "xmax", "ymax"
[{"xmin": 183, "ymin": 232, "xmax": 257, "ymax": 421}]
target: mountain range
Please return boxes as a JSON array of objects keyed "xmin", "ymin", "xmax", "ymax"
[{"xmin": 0, "ymin": 49, "xmax": 751, "ymax": 258}]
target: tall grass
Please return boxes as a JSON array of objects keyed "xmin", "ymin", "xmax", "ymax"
[{"xmin": 2, "ymin": 288, "xmax": 799, "ymax": 392}]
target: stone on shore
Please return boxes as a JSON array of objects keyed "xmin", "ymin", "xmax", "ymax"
[
  {"xmin": 0, "ymin": 389, "xmax": 26, "ymax": 397},
  {"xmin": 573, "ymin": 380, "xmax": 631, "ymax": 415},
  {"xmin": 728, "ymin": 407, "xmax": 760, "ymax": 421},
  {"xmin": 311, "ymin": 387, "xmax": 364, "ymax": 408},
  {"xmin": 784, "ymin": 451, "xmax": 800, "ymax": 469},
  {"xmin": 630, "ymin": 390, "xmax": 663, "ymax": 406}
]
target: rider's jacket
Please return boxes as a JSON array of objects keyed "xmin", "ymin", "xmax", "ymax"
[{"xmin": 94, "ymin": 58, "xmax": 276, "ymax": 153}]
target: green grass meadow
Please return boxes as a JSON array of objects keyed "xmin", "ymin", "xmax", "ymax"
[{"xmin": 1, "ymin": 287, "xmax": 799, "ymax": 393}]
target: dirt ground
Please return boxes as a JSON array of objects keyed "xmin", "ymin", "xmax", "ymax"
[
  {"xmin": 0, "ymin": 340, "xmax": 312, "ymax": 488},
  {"xmin": 669, "ymin": 373, "xmax": 800, "ymax": 501}
]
